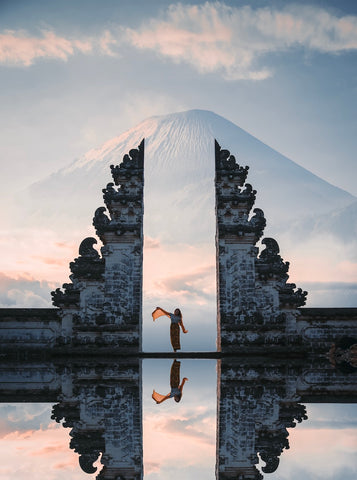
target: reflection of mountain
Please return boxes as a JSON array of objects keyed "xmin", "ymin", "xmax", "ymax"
[
  {"xmin": 0, "ymin": 357, "xmax": 356, "ymax": 479},
  {"xmin": 24, "ymin": 110, "xmax": 355, "ymax": 246}
]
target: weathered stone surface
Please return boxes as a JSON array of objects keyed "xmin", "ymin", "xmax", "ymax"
[
  {"xmin": 49, "ymin": 140, "xmax": 145, "ymax": 351},
  {"xmin": 0, "ymin": 359, "xmax": 143, "ymax": 479},
  {"xmin": 215, "ymin": 141, "xmax": 309, "ymax": 351},
  {"xmin": 0, "ymin": 308, "xmax": 61, "ymax": 351},
  {"xmin": 1, "ymin": 356, "xmax": 355, "ymax": 479},
  {"xmin": 216, "ymin": 357, "xmax": 357, "ymax": 479}
]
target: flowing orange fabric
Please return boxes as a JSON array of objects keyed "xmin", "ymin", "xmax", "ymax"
[
  {"xmin": 152, "ymin": 307, "xmax": 169, "ymax": 321},
  {"xmin": 152, "ymin": 390, "xmax": 168, "ymax": 403}
]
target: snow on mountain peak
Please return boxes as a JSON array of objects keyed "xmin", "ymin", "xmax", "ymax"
[{"xmin": 25, "ymin": 109, "xmax": 355, "ymax": 244}]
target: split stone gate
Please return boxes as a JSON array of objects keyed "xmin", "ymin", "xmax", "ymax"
[{"xmin": 0, "ymin": 139, "xmax": 356, "ymax": 354}]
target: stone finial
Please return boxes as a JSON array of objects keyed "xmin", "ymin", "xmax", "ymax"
[
  {"xmin": 215, "ymin": 140, "xmax": 249, "ymax": 185},
  {"xmin": 279, "ymin": 284, "xmax": 308, "ymax": 307},
  {"xmin": 92, "ymin": 206, "xmax": 110, "ymax": 237},
  {"xmin": 70, "ymin": 237, "xmax": 105, "ymax": 280},
  {"xmin": 110, "ymin": 139, "xmax": 144, "ymax": 185},
  {"xmin": 51, "ymin": 283, "xmax": 80, "ymax": 308},
  {"xmin": 215, "ymin": 140, "xmax": 265, "ymax": 244},
  {"xmin": 78, "ymin": 237, "xmax": 100, "ymax": 258},
  {"xmin": 256, "ymin": 238, "xmax": 290, "ymax": 281}
]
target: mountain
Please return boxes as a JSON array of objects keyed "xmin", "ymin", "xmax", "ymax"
[
  {"xmin": 7, "ymin": 108, "xmax": 355, "ymax": 315},
  {"xmin": 24, "ymin": 109, "xmax": 355, "ymax": 246}
]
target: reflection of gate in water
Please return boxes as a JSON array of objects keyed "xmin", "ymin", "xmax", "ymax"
[{"xmin": 0, "ymin": 357, "xmax": 356, "ymax": 479}]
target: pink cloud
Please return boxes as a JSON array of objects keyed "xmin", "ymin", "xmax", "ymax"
[
  {"xmin": 0, "ymin": 30, "xmax": 89, "ymax": 66},
  {"xmin": 0, "ymin": 228, "xmax": 81, "ymax": 283},
  {"xmin": 0, "ymin": 425, "xmax": 97, "ymax": 478},
  {"xmin": 272, "ymin": 426, "xmax": 357, "ymax": 477},
  {"xmin": 0, "ymin": 28, "xmax": 121, "ymax": 66},
  {"xmin": 31, "ymin": 443, "xmax": 68, "ymax": 456},
  {"xmin": 53, "ymin": 460, "xmax": 78, "ymax": 470},
  {"xmin": 143, "ymin": 241, "xmax": 216, "ymax": 304},
  {"xmin": 30, "ymin": 255, "xmax": 68, "ymax": 266},
  {"xmin": 143, "ymin": 407, "xmax": 216, "ymax": 473},
  {"xmin": 55, "ymin": 241, "xmax": 77, "ymax": 250},
  {"xmin": 154, "ymin": 265, "xmax": 215, "ymax": 302},
  {"xmin": 144, "ymin": 236, "xmax": 161, "ymax": 249},
  {"xmin": 126, "ymin": 3, "xmax": 357, "ymax": 80},
  {"xmin": 144, "ymin": 461, "xmax": 161, "ymax": 475}
]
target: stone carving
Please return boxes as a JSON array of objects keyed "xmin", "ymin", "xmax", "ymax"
[
  {"xmin": 215, "ymin": 140, "xmax": 249, "ymax": 183},
  {"xmin": 93, "ymin": 207, "xmax": 110, "ymax": 237},
  {"xmin": 91, "ymin": 142, "xmax": 144, "ymax": 244},
  {"xmin": 215, "ymin": 140, "xmax": 308, "ymax": 350},
  {"xmin": 110, "ymin": 140, "xmax": 144, "ymax": 185},
  {"xmin": 50, "ymin": 361, "xmax": 142, "ymax": 479},
  {"xmin": 328, "ymin": 336, "xmax": 357, "ymax": 371},
  {"xmin": 70, "ymin": 238, "xmax": 105, "ymax": 281},
  {"xmin": 50, "ymin": 141, "xmax": 144, "ymax": 350},
  {"xmin": 51, "ymin": 283, "xmax": 80, "ymax": 308},
  {"xmin": 256, "ymin": 238, "xmax": 289, "ymax": 281},
  {"xmin": 279, "ymin": 284, "xmax": 308, "ymax": 307},
  {"xmin": 216, "ymin": 360, "xmax": 311, "ymax": 479}
]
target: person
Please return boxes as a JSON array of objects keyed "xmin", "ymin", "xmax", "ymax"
[
  {"xmin": 152, "ymin": 307, "xmax": 188, "ymax": 352},
  {"xmin": 152, "ymin": 359, "xmax": 188, "ymax": 404}
]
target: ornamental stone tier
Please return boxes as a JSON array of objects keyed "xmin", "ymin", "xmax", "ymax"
[
  {"xmin": 51, "ymin": 140, "xmax": 144, "ymax": 352},
  {"xmin": 215, "ymin": 140, "xmax": 308, "ymax": 352},
  {"xmin": 215, "ymin": 357, "xmax": 357, "ymax": 480}
]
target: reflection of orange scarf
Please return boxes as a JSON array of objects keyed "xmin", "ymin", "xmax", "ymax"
[
  {"xmin": 152, "ymin": 307, "xmax": 168, "ymax": 321},
  {"xmin": 152, "ymin": 390, "xmax": 168, "ymax": 403}
]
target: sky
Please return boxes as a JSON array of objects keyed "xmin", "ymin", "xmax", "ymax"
[
  {"xmin": 1, "ymin": 4, "xmax": 356, "ymax": 478},
  {"xmin": 0, "ymin": 1, "xmax": 357, "ymax": 315},
  {"xmin": 1, "ymin": 0, "xmax": 357, "ymax": 194}
]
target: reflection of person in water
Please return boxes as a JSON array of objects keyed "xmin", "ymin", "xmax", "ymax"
[
  {"xmin": 152, "ymin": 359, "xmax": 188, "ymax": 404},
  {"xmin": 152, "ymin": 307, "xmax": 188, "ymax": 352}
]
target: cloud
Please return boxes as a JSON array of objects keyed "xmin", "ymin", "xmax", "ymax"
[
  {"xmin": 31, "ymin": 255, "xmax": 68, "ymax": 266},
  {"xmin": 0, "ymin": 29, "xmax": 91, "ymax": 66},
  {"xmin": 145, "ymin": 461, "xmax": 161, "ymax": 475},
  {"xmin": 144, "ymin": 236, "xmax": 161, "ymax": 249},
  {"xmin": 0, "ymin": 28, "xmax": 119, "ymax": 66},
  {"xmin": 55, "ymin": 241, "xmax": 77, "ymax": 250},
  {"xmin": 127, "ymin": 2, "xmax": 357, "ymax": 80},
  {"xmin": 143, "ymin": 240, "xmax": 216, "ymax": 306},
  {"xmin": 2, "ymin": 3, "xmax": 357, "ymax": 78},
  {"xmin": 158, "ymin": 413, "xmax": 214, "ymax": 444},
  {"xmin": 31, "ymin": 443, "xmax": 74, "ymax": 457},
  {"xmin": 0, "ymin": 423, "xmax": 94, "ymax": 480},
  {"xmin": 53, "ymin": 460, "xmax": 78, "ymax": 470},
  {"xmin": 0, "ymin": 404, "xmax": 52, "ymax": 438},
  {"xmin": 154, "ymin": 265, "xmax": 215, "ymax": 301},
  {"xmin": 272, "ymin": 425, "xmax": 357, "ymax": 479},
  {"xmin": 0, "ymin": 272, "xmax": 58, "ymax": 307},
  {"xmin": 0, "ymin": 228, "xmax": 79, "ymax": 283},
  {"xmin": 143, "ymin": 404, "xmax": 216, "ymax": 474}
]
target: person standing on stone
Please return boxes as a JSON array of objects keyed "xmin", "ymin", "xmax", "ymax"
[{"xmin": 152, "ymin": 307, "xmax": 188, "ymax": 352}]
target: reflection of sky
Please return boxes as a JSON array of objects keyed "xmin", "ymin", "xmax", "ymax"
[
  {"xmin": 143, "ymin": 359, "xmax": 217, "ymax": 479},
  {"xmin": 0, "ymin": 403, "xmax": 96, "ymax": 479},
  {"xmin": 0, "ymin": 361, "xmax": 356, "ymax": 479},
  {"xmin": 265, "ymin": 404, "xmax": 357, "ymax": 480}
]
